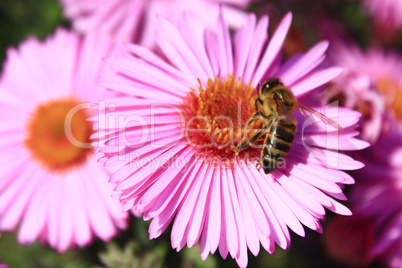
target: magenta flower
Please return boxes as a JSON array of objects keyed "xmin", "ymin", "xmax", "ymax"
[
  {"xmin": 351, "ymin": 129, "xmax": 402, "ymax": 268},
  {"xmin": 59, "ymin": 0, "xmax": 253, "ymax": 47},
  {"xmin": 98, "ymin": 12, "xmax": 368, "ymax": 267},
  {"xmin": 0, "ymin": 29, "xmax": 128, "ymax": 252},
  {"xmin": 325, "ymin": 43, "xmax": 402, "ymax": 143},
  {"xmin": 360, "ymin": 0, "xmax": 402, "ymax": 29}
]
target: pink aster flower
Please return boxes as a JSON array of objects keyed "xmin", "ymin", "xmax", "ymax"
[
  {"xmin": 325, "ymin": 43, "xmax": 402, "ymax": 143},
  {"xmin": 361, "ymin": 0, "xmax": 402, "ymax": 29},
  {"xmin": 350, "ymin": 128, "xmax": 402, "ymax": 268},
  {"xmin": 98, "ymin": 11, "xmax": 368, "ymax": 267},
  {"xmin": 59, "ymin": 0, "xmax": 254, "ymax": 47},
  {"xmin": 0, "ymin": 29, "xmax": 128, "ymax": 252}
]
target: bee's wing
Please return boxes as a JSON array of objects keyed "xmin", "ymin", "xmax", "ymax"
[{"xmin": 298, "ymin": 103, "xmax": 344, "ymax": 131}]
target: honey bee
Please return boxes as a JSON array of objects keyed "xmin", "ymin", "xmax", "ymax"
[{"xmin": 234, "ymin": 78, "xmax": 343, "ymax": 174}]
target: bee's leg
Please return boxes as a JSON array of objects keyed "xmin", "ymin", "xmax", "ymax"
[
  {"xmin": 234, "ymin": 120, "xmax": 271, "ymax": 151},
  {"xmin": 231, "ymin": 113, "xmax": 272, "ymax": 154},
  {"xmin": 255, "ymin": 98, "xmax": 263, "ymax": 111},
  {"xmin": 246, "ymin": 111, "xmax": 269, "ymax": 126}
]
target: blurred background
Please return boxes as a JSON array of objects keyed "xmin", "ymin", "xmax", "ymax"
[{"xmin": 0, "ymin": 0, "xmax": 401, "ymax": 267}]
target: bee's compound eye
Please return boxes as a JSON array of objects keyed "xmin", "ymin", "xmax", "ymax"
[
  {"xmin": 262, "ymin": 82, "xmax": 272, "ymax": 94},
  {"xmin": 262, "ymin": 78, "xmax": 282, "ymax": 94},
  {"xmin": 267, "ymin": 81, "xmax": 276, "ymax": 88}
]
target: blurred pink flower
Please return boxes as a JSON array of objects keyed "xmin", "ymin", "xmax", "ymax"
[
  {"xmin": 0, "ymin": 29, "xmax": 128, "ymax": 252},
  {"xmin": 351, "ymin": 128, "xmax": 402, "ymax": 268},
  {"xmin": 325, "ymin": 43, "xmax": 402, "ymax": 143},
  {"xmin": 98, "ymin": 11, "xmax": 368, "ymax": 267},
  {"xmin": 59, "ymin": 0, "xmax": 254, "ymax": 47},
  {"xmin": 361, "ymin": 0, "xmax": 402, "ymax": 29}
]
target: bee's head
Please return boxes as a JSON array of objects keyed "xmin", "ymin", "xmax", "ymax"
[
  {"xmin": 260, "ymin": 78, "xmax": 296, "ymax": 107},
  {"xmin": 272, "ymin": 87, "xmax": 296, "ymax": 108},
  {"xmin": 257, "ymin": 78, "xmax": 297, "ymax": 114},
  {"xmin": 261, "ymin": 78, "xmax": 283, "ymax": 95}
]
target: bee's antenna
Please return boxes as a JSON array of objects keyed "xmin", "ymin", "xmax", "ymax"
[{"xmin": 257, "ymin": 82, "xmax": 262, "ymax": 97}]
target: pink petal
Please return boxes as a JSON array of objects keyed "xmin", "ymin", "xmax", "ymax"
[
  {"xmin": 235, "ymin": 163, "xmax": 271, "ymax": 237},
  {"xmin": 277, "ymin": 174, "xmax": 326, "ymax": 218},
  {"xmin": 58, "ymin": 173, "xmax": 75, "ymax": 252},
  {"xmin": 70, "ymin": 173, "xmax": 91, "ymax": 247},
  {"xmin": 271, "ymin": 178, "xmax": 321, "ymax": 231},
  {"xmin": 235, "ymin": 175, "xmax": 260, "ymax": 256},
  {"xmin": 142, "ymin": 149, "xmax": 197, "ymax": 219},
  {"xmin": 17, "ymin": 171, "xmax": 50, "ymax": 244},
  {"xmin": 186, "ymin": 163, "xmax": 213, "ymax": 247},
  {"xmin": 215, "ymin": 8, "xmax": 234, "ymax": 78},
  {"xmin": 227, "ymin": 169, "xmax": 248, "ymax": 267},
  {"xmin": 302, "ymin": 131, "xmax": 370, "ymax": 151},
  {"xmin": 0, "ymin": 162, "xmax": 38, "ymax": 231},
  {"xmin": 246, "ymin": 165, "xmax": 290, "ymax": 249},
  {"xmin": 113, "ymin": 142, "xmax": 188, "ymax": 190},
  {"xmin": 205, "ymin": 31, "xmax": 220, "ymax": 76},
  {"xmin": 297, "ymin": 107, "xmax": 361, "ymax": 133},
  {"xmin": 221, "ymin": 169, "xmax": 239, "ymax": 259},
  {"xmin": 291, "ymin": 67, "xmax": 343, "ymax": 96},
  {"xmin": 105, "ymin": 58, "xmax": 188, "ymax": 99},
  {"xmin": 234, "ymin": 13, "xmax": 257, "ymax": 79},
  {"xmin": 288, "ymin": 164, "xmax": 343, "ymax": 194},
  {"xmin": 252, "ymin": 12, "xmax": 292, "ymax": 84},
  {"xmin": 82, "ymin": 168, "xmax": 116, "ymax": 241},
  {"xmin": 48, "ymin": 173, "xmax": 61, "ymax": 248},
  {"xmin": 200, "ymin": 169, "xmax": 222, "ymax": 260},
  {"xmin": 179, "ymin": 13, "xmax": 215, "ymax": 79},
  {"xmin": 0, "ymin": 149, "xmax": 30, "ymax": 191},
  {"xmin": 157, "ymin": 17, "xmax": 209, "ymax": 81},
  {"xmin": 277, "ymin": 41, "xmax": 328, "ymax": 85},
  {"xmin": 147, "ymin": 156, "xmax": 198, "ymax": 239},
  {"xmin": 125, "ymin": 44, "xmax": 195, "ymax": 86},
  {"xmin": 260, "ymin": 176, "xmax": 306, "ymax": 237}
]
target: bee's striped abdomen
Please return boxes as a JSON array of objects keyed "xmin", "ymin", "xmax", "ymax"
[{"xmin": 261, "ymin": 121, "xmax": 296, "ymax": 174}]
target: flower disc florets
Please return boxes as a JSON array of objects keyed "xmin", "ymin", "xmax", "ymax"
[
  {"xmin": 25, "ymin": 98, "xmax": 94, "ymax": 172},
  {"xmin": 376, "ymin": 77, "xmax": 402, "ymax": 121},
  {"xmin": 181, "ymin": 74, "xmax": 264, "ymax": 167}
]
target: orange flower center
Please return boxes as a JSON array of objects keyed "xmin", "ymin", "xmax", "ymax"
[
  {"xmin": 180, "ymin": 74, "xmax": 264, "ymax": 166},
  {"xmin": 25, "ymin": 99, "xmax": 94, "ymax": 172},
  {"xmin": 376, "ymin": 77, "xmax": 402, "ymax": 121}
]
